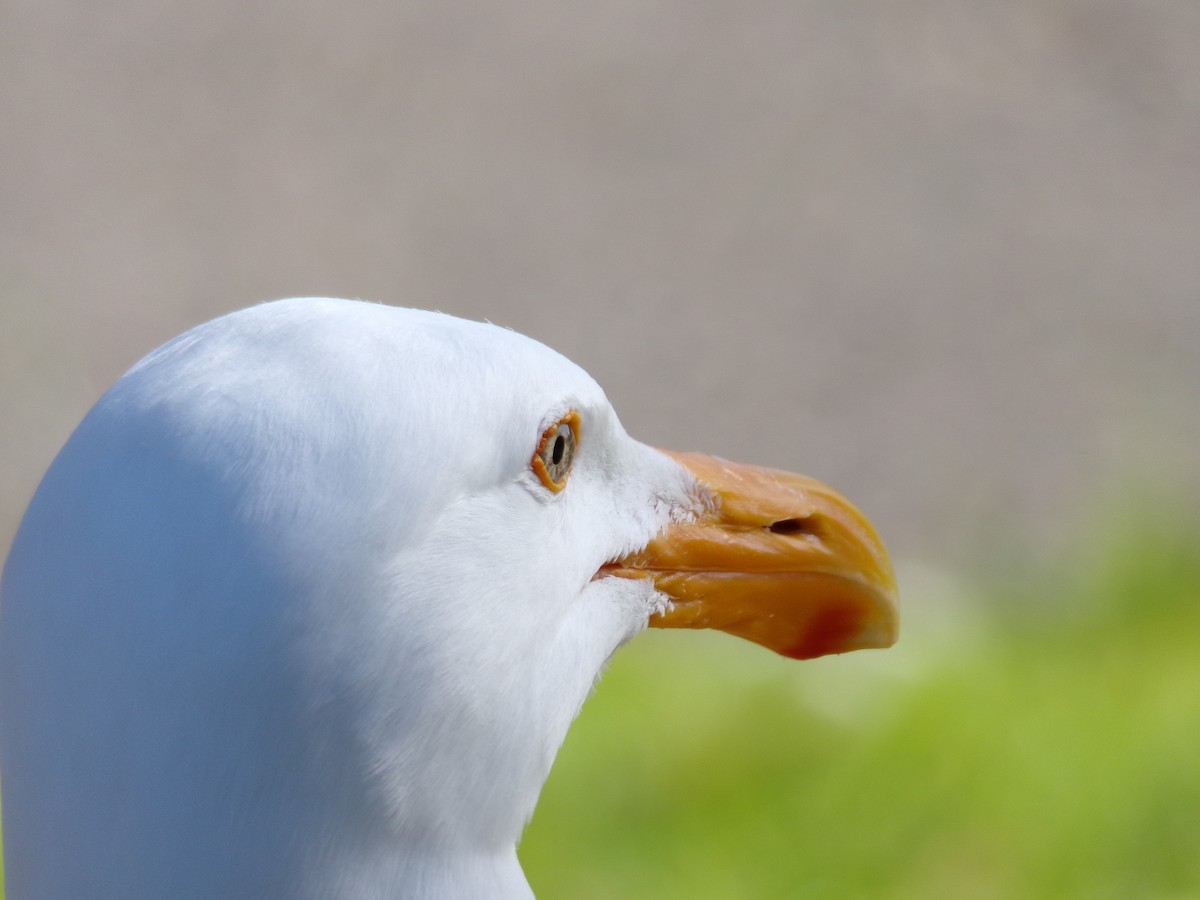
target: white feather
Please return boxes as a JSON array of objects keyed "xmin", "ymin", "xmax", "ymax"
[{"xmin": 0, "ymin": 299, "xmax": 701, "ymax": 899}]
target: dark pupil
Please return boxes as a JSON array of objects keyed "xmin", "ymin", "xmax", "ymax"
[{"xmin": 551, "ymin": 434, "xmax": 565, "ymax": 466}]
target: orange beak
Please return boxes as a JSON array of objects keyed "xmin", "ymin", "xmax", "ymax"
[{"xmin": 611, "ymin": 451, "xmax": 899, "ymax": 660}]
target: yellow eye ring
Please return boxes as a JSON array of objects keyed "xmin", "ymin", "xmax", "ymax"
[{"xmin": 531, "ymin": 411, "xmax": 580, "ymax": 492}]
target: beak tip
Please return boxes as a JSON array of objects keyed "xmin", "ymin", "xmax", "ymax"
[{"xmin": 776, "ymin": 587, "xmax": 899, "ymax": 660}]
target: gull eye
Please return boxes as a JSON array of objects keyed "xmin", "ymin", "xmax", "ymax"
[{"xmin": 531, "ymin": 411, "xmax": 580, "ymax": 492}]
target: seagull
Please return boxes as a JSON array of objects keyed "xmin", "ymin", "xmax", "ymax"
[{"xmin": 0, "ymin": 298, "xmax": 897, "ymax": 899}]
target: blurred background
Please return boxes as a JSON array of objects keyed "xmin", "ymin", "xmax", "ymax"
[{"xmin": 1, "ymin": 1, "xmax": 1197, "ymax": 896}]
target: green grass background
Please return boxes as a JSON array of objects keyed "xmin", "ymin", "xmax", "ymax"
[
  {"xmin": 2, "ymin": 507, "xmax": 1198, "ymax": 898},
  {"xmin": 520, "ymin": 509, "xmax": 1200, "ymax": 898}
]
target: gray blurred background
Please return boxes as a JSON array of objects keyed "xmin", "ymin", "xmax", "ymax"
[{"xmin": 2, "ymin": 0, "xmax": 1198, "ymax": 575}]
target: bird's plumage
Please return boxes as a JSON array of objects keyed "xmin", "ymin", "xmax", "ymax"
[
  {"xmin": 0, "ymin": 298, "xmax": 896, "ymax": 898},
  {"xmin": 0, "ymin": 300, "xmax": 700, "ymax": 897}
]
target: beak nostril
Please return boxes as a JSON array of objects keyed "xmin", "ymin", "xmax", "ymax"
[{"xmin": 768, "ymin": 517, "xmax": 819, "ymax": 537}]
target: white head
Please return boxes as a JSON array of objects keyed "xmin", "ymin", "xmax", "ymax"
[{"xmin": 0, "ymin": 299, "xmax": 896, "ymax": 898}]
